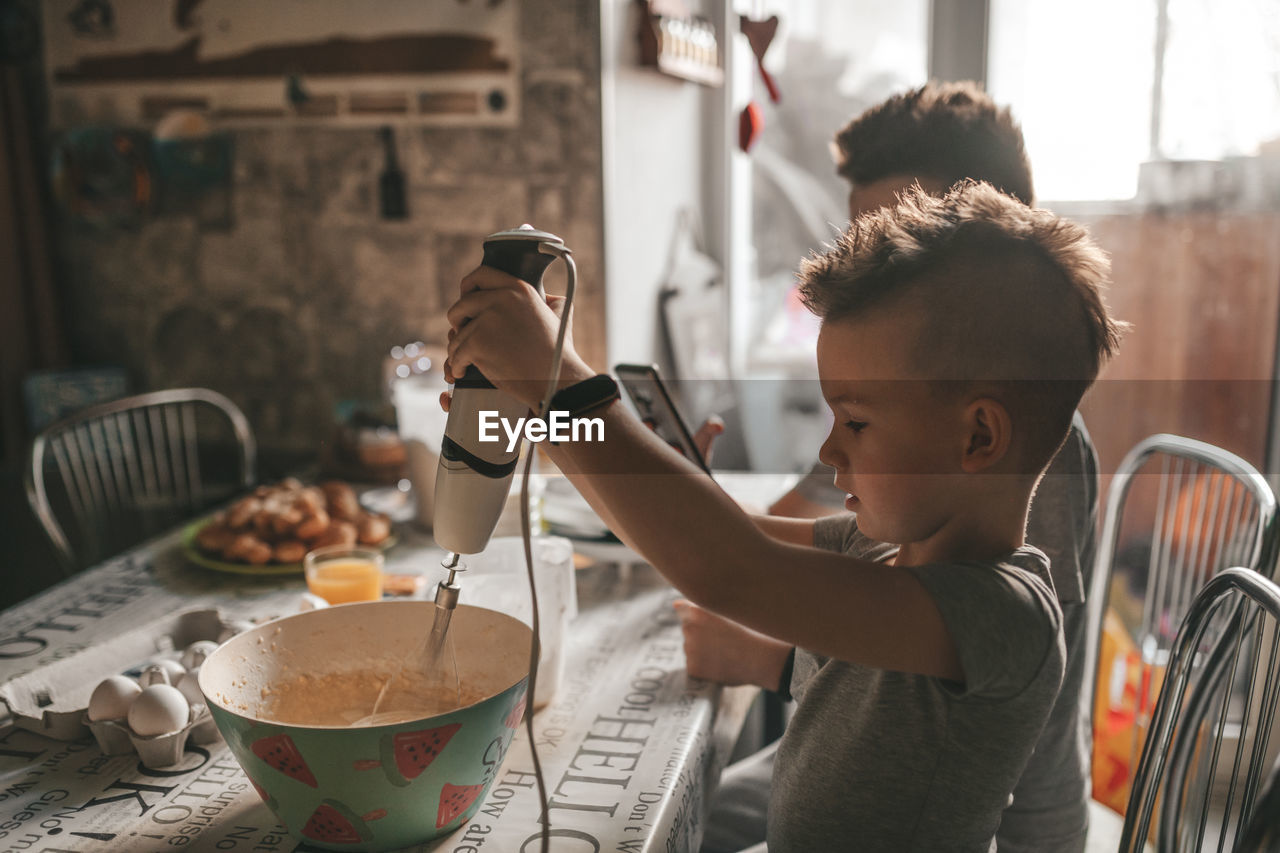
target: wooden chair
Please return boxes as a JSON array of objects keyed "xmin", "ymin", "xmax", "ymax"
[
  {"xmin": 1084, "ymin": 434, "xmax": 1280, "ymax": 820},
  {"xmin": 26, "ymin": 388, "xmax": 255, "ymax": 573},
  {"xmin": 1121, "ymin": 567, "xmax": 1280, "ymax": 851}
]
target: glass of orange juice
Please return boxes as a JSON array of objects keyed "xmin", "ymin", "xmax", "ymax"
[{"xmin": 304, "ymin": 545, "xmax": 384, "ymax": 605}]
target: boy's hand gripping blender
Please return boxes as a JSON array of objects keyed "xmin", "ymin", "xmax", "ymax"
[{"xmin": 428, "ymin": 225, "xmax": 573, "ymax": 648}]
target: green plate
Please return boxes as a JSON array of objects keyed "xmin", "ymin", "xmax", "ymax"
[{"xmin": 180, "ymin": 519, "xmax": 397, "ymax": 576}]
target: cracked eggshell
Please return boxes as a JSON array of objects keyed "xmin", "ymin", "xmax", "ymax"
[
  {"xmin": 87, "ymin": 675, "xmax": 142, "ymax": 721},
  {"xmin": 139, "ymin": 664, "xmax": 174, "ymax": 687},
  {"xmin": 153, "ymin": 658, "xmax": 187, "ymax": 682},
  {"xmin": 181, "ymin": 640, "xmax": 219, "ymax": 672},
  {"xmin": 127, "ymin": 684, "xmax": 190, "ymax": 736}
]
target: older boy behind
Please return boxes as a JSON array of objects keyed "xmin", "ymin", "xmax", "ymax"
[{"xmin": 442, "ymin": 182, "xmax": 1123, "ymax": 850}]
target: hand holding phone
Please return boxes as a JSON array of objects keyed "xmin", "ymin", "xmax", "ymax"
[{"xmin": 614, "ymin": 363, "xmax": 712, "ymax": 475}]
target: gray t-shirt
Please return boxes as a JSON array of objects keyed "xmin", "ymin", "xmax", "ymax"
[
  {"xmin": 793, "ymin": 414, "xmax": 1097, "ymax": 851},
  {"xmin": 767, "ymin": 517, "xmax": 1065, "ymax": 853}
]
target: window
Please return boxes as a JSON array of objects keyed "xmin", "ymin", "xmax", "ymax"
[
  {"xmin": 1158, "ymin": 0, "xmax": 1280, "ymax": 161},
  {"xmin": 741, "ymin": 0, "xmax": 929, "ymax": 367},
  {"xmin": 988, "ymin": 0, "xmax": 1280, "ymax": 202}
]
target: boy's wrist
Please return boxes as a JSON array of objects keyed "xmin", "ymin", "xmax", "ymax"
[
  {"xmin": 560, "ymin": 356, "xmax": 596, "ymax": 386},
  {"xmin": 547, "ymin": 358, "xmax": 597, "ymax": 400},
  {"xmin": 512, "ymin": 357, "xmax": 595, "ymax": 410},
  {"xmin": 547, "ymin": 374, "xmax": 621, "ymax": 425}
]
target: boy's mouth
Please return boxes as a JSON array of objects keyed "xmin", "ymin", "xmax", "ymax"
[{"xmin": 844, "ymin": 494, "xmax": 859, "ymax": 510}]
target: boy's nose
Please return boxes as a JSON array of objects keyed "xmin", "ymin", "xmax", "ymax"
[{"xmin": 818, "ymin": 431, "xmax": 843, "ymax": 469}]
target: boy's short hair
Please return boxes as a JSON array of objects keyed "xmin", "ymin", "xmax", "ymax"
[
  {"xmin": 799, "ymin": 181, "xmax": 1124, "ymax": 472},
  {"xmin": 833, "ymin": 81, "xmax": 1035, "ymax": 206}
]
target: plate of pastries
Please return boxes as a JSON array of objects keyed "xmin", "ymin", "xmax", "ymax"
[{"xmin": 182, "ymin": 479, "xmax": 395, "ymax": 575}]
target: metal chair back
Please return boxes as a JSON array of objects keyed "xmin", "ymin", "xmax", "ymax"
[
  {"xmin": 1085, "ymin": 435, "xmax": 1280, "ymax": 812},
  {"xmin": 1237, "ymin": 752, "xmax": 1280, "ymax": 852},
  {"xmin": 1123, "ymin": 568, "xmax": 1280, "ymax": 851},
  {"xmin": 26, "ymin": 388, "xmax": 255, "ymax": 573}
]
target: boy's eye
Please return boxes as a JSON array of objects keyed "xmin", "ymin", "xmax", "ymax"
[{"xmin": 844, "ymin": 420, "xmax": 867, "ymax": 433}]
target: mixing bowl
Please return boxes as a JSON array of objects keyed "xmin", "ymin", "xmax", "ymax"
[{"xmin": 200, "ymin": 601, "xmax": 531, "ymax": 851}]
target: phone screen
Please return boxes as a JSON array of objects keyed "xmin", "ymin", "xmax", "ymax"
[{"xmin": 614, "ymin": 363, "xmax": 711, "ymax": 475}]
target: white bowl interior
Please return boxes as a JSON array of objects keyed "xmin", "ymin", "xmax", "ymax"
[{"xmin": 200, "ymin": 601, "xmax": 531, "ymax": 724}]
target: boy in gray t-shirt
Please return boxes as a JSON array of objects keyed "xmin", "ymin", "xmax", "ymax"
[
  {"xmin": 772, "ymin": 516, "xmax": 1063, "ymax": 850},
  {"xmin": 440, "ymin": 182, "xmax": 1125, "ymax": 850},
  {"xmin": 729, "ymin": 413, "xmax": 1097, "ymax": 850},
  {"xmin": 695, "ymin": 82, "xmax": 1097, "ymax": 853}
]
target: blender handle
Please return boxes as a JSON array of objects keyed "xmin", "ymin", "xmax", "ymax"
[{"xmin": 455, "ymin": 227, "xmax": 566, "ymax": 389}]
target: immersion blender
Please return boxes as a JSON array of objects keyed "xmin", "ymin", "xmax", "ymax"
[
  {"xmin": 427, "ymin": 226, "xmax": 573, "ymax": 670},
  {"xmin": 365, "ymin": 226, "xmax": 573, "ymax": 724}
]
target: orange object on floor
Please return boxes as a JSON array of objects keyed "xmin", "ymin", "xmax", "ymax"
[{"xmin": 1092, "ymin": 607, "xmax": 1166, "ymax": 815}]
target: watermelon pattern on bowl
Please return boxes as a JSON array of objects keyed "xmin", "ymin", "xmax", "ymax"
[
  {"xmin": 252, "ymin": 733, "xmax": 318, "ymax": 788},
  {"xmin": 200, "ymin": 601, "xmax": 532, "ymax": 852},
  {"xmin": 378, "ymin": 722, "xmax": 461, "ymax": 787},
  {"xmin": 302, "ymin": 800, "xmax": 386, "ymax": 846},
  {"xmin": 437, "ymin": 782, "xmax": 486, "ymax": 829}
]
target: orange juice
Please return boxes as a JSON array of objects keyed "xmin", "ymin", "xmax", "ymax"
[{"xmin": 304, "ymin": 547, "xmax": 385, "ymax": 604}]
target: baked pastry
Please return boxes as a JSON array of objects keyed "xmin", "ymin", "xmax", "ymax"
[{"xmin": 193, "ymin": 479, "xmax": 391, "ymax": 565}]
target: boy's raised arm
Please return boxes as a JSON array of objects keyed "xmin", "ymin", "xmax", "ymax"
[
  {"xmin": 751, "ymin": 514, "xmax": 820, "ymax": 546},
  {"xmin": 445, "ymin": 268, "xmax": 963, "ymax": 683}
]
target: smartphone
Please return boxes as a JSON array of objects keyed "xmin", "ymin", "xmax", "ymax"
[{"xmin": 613, "ymin": 363, "xmax": 711, "ymax": 475}]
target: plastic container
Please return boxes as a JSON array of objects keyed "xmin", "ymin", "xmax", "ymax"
[
  {"xmin": 392, "ymin": 375, "xmax": 449, "ymax": 530},
  {"xmin": 458, "ymin": 536, "xmax": 576, "ymax": 710}
]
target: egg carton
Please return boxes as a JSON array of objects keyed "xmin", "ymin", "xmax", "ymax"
[
  {"xmin": 84, "ymin": 705, "xmax": 222, "ymax": 767},
  {"xmin": 81, "ymin": 640, "xmax": 225, "ymax": 768},
  {"xmin": 0, "ymin": 608, "xmax": 250, "ymax": 747}
]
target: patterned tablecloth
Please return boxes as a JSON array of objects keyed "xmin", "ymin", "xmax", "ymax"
[{"xmin": 0, "ymin": 473, "xmax": 792, "ymax": 852}]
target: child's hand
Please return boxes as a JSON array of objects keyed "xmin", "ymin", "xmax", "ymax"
[
  {"xmin": 691, "ymin": 416, "xmax": 725, "ymax": 465},
  {"xmin": 673, "ymin": 599, "xmax": 792, "ymax": 690},
  {"xmin": 444, "ymin": 266, "xmax": 591, "ymax": 407}
]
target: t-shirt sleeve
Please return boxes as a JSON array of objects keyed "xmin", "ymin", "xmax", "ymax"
[
  {"xmin": 812, "ymin": 515, "xmax": 899, "ymax": 563},
  {"xmin": 905, "ymin": 561, "xmax": 1064, "ymax": 701},
  {"xmin": 813, "ymin": 514, "xmax": 855, "ymax": 552}
]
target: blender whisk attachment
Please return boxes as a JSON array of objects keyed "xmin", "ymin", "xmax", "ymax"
[{"xmin": 427, "ymin": 552, "xmax": 465, "ymax": 668}]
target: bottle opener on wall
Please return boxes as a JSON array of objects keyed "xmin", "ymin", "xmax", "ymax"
[
  {"xmin": 738, "ymin": 12, "xmax": 780, "ymax": 152},
  {"xmin": 740, "ymin": 14, "xmax": 780, "ymax": 104}
]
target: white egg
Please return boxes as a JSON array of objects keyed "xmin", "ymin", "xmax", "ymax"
[
  {"xmin": 176, "ymin": 671, "xmax": 205, "ymax": 709},
  {"xmin": 127, "ymin": 684, "xmax": 190, "ymax": 736},
  {"xmin": 87, "ymin": 675, "xmax": 142, "ymax": 721},
  {"xmin": 139, "ymin": 665, "xmax": 172, "ymax": 687},
  {"xmin": 181, "ymin": 641, "xmax": 219, "ymax": 671}
]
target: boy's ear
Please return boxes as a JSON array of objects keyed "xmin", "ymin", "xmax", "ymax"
[{"xmin": 960, "ymin": 397, "xmax": 1012, "ymax": 473}]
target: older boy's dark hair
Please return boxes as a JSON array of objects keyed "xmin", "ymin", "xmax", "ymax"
[
  {"xmin": 799, "ymin": 181, "xmax": 1124, "ymax": 471},
  {"xmin": 833, "ymin": 81, "xmax": 1034, "ymax": 206}
]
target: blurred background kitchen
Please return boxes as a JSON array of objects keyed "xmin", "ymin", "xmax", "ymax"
[{"xmin": 3, "ymin": 0, "xmax": 1279, "ymax": 611}]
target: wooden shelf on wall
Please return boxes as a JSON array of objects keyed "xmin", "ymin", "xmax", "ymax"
[{"xmin": 636, "ymin": 0, "xmax": 724, "ymax": 87}]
